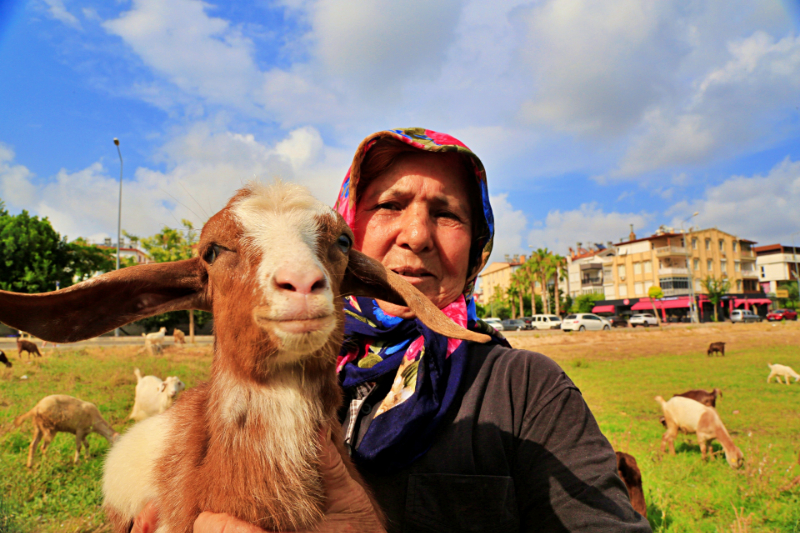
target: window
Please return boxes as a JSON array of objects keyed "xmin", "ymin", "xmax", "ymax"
[
  {"xmin": 633, "ymin": 262, "xmax": 642, "ymax": 275},
  {"xmin": 693, "ymin": 258, "xmax": 700, "ymax": 271},
  {"xmin": 732, "ymin": 241, "xmax": 737, "ymax": 252},
  {"xmin": 643, "ymin": 261, "xmax": 652, "ymax": 273},
  {"xmin": 692, "ymin": 237, "xmax": 698, "ymax": 250},
  {"xmin": 618, "ymin": 264, "xmax": 626, "ymax": 279},
  {"xmin": 705, "ymin": 239, "xmax": 711, "ymax": 250},
  {"xmin": 734, "ymin": 261, "xmax": 741, "ymax": 272},
  {"xmin": 719, "ymin": 239, "xmax": 725, "ymax": 251},
  {"xmin": 644, "ymin": 280, "xmax": 653, "ymax": 293},
  {"xmin": 736, "ymin": 280, "xmax": 742, "ymax": 291},
  {"xmin": 634, "ymin": 282, "xmax": 644, "ymax": 295},
  {"xmin": 619, "ymin": 284, "xmax": 628, "ymax": 297},
  {"xmin": 707, "ymin": 259, "xmax": 713, "ymax": 271},
  {"xmin": 660, "ymin": 277, "xmax": 690, "ymax": 291},
  {"xmin": 720, "ymin": 259, "xmax": 727, "ymax": 272},
  {"xmin": 695, "ymin": 279, "xmax": 702, "ymax": 291},
  {"xmin": 761, "ymin": 266, "xmax": 765, "ymax": 278}
]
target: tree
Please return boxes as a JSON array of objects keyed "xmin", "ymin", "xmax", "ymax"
[
  {"xmin": 510, "ymin": 269, "xmax": 527, "ymax": 318},
  {"xmin": 572, "ymin": 293, "xmax": 604, "ymax": 313},
  {"xmin": 527, "ymin": 249, "xmax": 551, "ymax": 314},
  {"xmin": 701, "ymin": 275, "xmax": 731, "ymax": 322},
  {"xmin": 647, "ymin": 286, "xmax": 663, "ymax": 326},
  {"xmin": 548, "ymin": 254, "xmax": 567, "ymax": 316},
  {"xmin": 777, "ymin": 281, "xmax": 799, "ymax": 310}
]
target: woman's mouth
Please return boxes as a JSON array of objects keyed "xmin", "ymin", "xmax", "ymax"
[{"xmin": 391, "ymin": 267, "xmax": 434, "ymax": 284}]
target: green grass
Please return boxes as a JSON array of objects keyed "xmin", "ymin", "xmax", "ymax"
[{"xmin": 1, "ymin": 342, "xmax": 799, "ymax": 532}]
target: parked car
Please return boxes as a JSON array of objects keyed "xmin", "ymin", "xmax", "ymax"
[
  {"xmin": 529, "ymin": 315, "xmax": 563, "ymax": 330},
  {"xmin": 730, "ymin": 309, "xmax": 761, "ymax": 323},
  {"xmin": 608, "ymin": 315, "xmax": 628, "ymax": 328},
  {"xmin": 629, "ymin": 314, "xmax": 659, "ymax": 327},
  {"xmin": 519, "ymin": 317, "xmax": 534, "ymax": 329},
  {"xmin": 561, "ymin": 313, "xmax": 611, "ymax": 332},
  {"xmin": 483, "ymin": 317, "xmax": 504, "ymax": 331},
  {"xmin": 501, "ymin": 319, "xmax": 527, "ymax": 331},
  {"xmin": 767, "ymin": 308, "xmax": 798, "ymax": 321}
]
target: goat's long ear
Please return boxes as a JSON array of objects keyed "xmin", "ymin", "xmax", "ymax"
[
  {"xmin": 342, "ymin": 250, "xmax": 490, "ymax": 343},
  {"xmin": 0, "ymin": 258, "xmax": 209, "ymax": 343}
]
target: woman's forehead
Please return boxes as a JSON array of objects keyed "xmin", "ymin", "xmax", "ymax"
[{"xmin": 360, "ymin": 153, "xmax": 471, "ymax": 204}]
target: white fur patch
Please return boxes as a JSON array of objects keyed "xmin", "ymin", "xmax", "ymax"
[{"xmin": 103, "ymin": 413, "xmax": 172, "ymax": 521}]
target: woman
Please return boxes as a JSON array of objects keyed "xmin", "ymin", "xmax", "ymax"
[{"xmin": 139, "ymin": 129, "xmax": 651, "ymax": 533}]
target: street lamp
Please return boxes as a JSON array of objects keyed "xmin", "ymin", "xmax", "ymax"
[
  {"xmin": 114, "ymin": 138, "xmax": 123, "ymax": 337},
  {"xmin": 682, "ymin": 212, "xmax": 700, "ymax": 323}
]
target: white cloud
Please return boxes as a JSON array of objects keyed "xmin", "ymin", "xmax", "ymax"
[
  {"xmin": 0, "ymin": 144, "xmax": 37, "ymax": 208},
  {"xmin": 487, "ymin": 193, "xmax": 527, "ymax": 263},
  {"xmin": 527, "ymin": 203, "xmax": 653, "ymax": 254},
  {"xmin": 42, "ymin": 0, "xmax": 82, "ymax": 29},
  {"xmin": 668, "ymin": 156, "xmax": 800, "ymax": 245}
]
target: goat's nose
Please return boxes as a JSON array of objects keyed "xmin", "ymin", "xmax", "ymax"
[{"xmin": 273, "ymin": 265, "xmax": 328, "ymax": 295}]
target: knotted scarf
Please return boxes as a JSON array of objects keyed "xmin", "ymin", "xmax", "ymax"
[{"xmin": 334, "ymin": 128, "xmax": 508, "ymax": 472}]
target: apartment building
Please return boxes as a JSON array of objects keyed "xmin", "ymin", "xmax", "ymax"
[
  {"xmin": 477, "ymin": 255, "xmax": 526, "ymax": 303},
  {"xmin": 754, "ymin": 244, "xmax": 800, "ymax": 294},
  {"xmin": 567, "ymin": 244, "xmax": 614, "ymax": 298},
  {"xmin": 603, "ymin": 227, "xmax": 760, "ymax": 301}
]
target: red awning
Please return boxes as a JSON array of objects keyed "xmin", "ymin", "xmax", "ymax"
[
  {"xmin": 631, "ymin": 296, "xmax": 692, "ymax": 310},
  {"xmin": 631, "ymin": 300, "xmax": 652, "ymax": 311},
  {"xmin": 734, "ymin": 298, "xmax": 771, "ymax": 306},
  {"xmin": 592, "ymin": 305, "xmax": 615, "ymax": 314}
]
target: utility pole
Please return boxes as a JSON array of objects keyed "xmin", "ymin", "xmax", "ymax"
[
  {"xmin": 114, "ymin": 138, "xmax": 123, "ymax": 337},
  {"xmin": 682, "ymin": 212, "xmax": 699, "ymax": 322}
]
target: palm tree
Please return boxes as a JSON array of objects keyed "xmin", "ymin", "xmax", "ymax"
[
  {"xmin": 511, "ymin": 269, "xmax": 526, "ymax": 317},
  {"xmin": 549, "ymin": 254, "xmax": 568, "ymax": 316},
  {"xmin": 701, "ymin": 275, "xmax": 731, "ymax": 322},
  {"xmin": 530, "ymin": 248, "xmax": 551, "ymax": 314}
]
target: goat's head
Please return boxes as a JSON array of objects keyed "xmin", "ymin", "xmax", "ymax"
[
  {"xmin": 0, "ymin": 351, "xmax": 10, "ymax": 368},
  {"xmin": 160, "ymin": 376, "xmax": 185, "ymax": 398},
  {"xmin": 0, "ymin": 182, "xmax": 488, "ymax": 377}
]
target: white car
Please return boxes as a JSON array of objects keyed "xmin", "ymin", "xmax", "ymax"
[
  {"xmin": 561, "ymin": 313, "xmax": 612, "ymax": 332},
  {"xmin": 483, "ymin": 317, "xmax": 504, "ymax": 331},
  {"xmin": 629, "ymin": 314, "xmax": 659, "ymax": 327},
  {"xmin": 529, "ymin": 315, "xmax": 562, "ymax": 330}
]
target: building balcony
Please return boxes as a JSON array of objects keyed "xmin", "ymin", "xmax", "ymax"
[
  {"xmin": 654, "ymin": 246, "xmax": 689, "ymax": 257},
  {"xmin": 739, "ymin": 250, "xmax": 755, "ymax": 258},
  {"xmin": 581, "ymin": 278, "xmax": 603, "ymax": 286},
  {"xmin": 580, "ymin": 263, "xmax": 602, "ymax": 272},
  {"xmin": 659, "ymin": 267, "xmax": 689, "ymax": 276},
  {"xmin": 740, "ymin": 270, "xmax": 759, "ymax": 279},
  {"xmin": 661, "ymin": 288, "xmax": 692, "ymax": 297}
]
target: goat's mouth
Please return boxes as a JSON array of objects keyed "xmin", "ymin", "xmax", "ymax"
[{"xmin": 253, "ymin": 308, "xmax": 335, "ymax": 335}]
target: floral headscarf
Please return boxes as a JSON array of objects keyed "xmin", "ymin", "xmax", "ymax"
[{"xmin": 335, "ymin": 128, "xmax": 507, "ymax": 473}]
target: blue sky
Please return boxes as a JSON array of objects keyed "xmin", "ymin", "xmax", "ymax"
[{"xmin": 1, "ymin": 0, "xmax": 799, "ymax": 267}]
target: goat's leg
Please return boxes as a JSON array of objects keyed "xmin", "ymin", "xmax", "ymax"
[
  {"xmin": 27, "ymin": 428, "xmax": 43, "ymax": 468},
  {"xmin": 40, "ymin": 432, "xmax": 54, "ymax": 454},
  {"xmin": 699, "ymin": 440, "xmax": 707, "ymax": 460},
  {"xmin": 74, "ymin": 430, "xmax": 88, "ymax": 463}
]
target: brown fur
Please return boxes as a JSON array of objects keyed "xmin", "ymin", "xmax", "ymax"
[
  {"xmin": 674, "ymin": 388, "xmax": 722, "ymax": 408},
  {"xmin": 173, "ymin": 328, "xmax": 186, "ymax": 344},
  {"xmin": 707, "ymin": 342, "xmax": 725, "ymax": 356},
  {"xmin": 15, "ymin": 394, "xmax": 119, "ymax": 468},
  {"xmin": 17, "ymin": 338, "xmax": 41, "ymax": 359},
  {"xmin": 615, "ymin": 451, "xmax": 646, "ymax": 518},
  {"xmin": 0, "ymin": 350, "xmax": 11, "ymax": 368}
]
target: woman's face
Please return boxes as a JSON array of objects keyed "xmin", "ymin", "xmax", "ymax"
[{"xmin": 353, "ymin": 152, "xmax": 473, "ymax": 311}]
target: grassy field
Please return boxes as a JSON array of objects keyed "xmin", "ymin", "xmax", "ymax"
[{"xmin": 2, "ymin": 322, "xmax": 800, "ymax": 532}]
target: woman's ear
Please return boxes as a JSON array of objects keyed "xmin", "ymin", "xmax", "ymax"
[
  {"xmin": 341, "ymin": 250, "xmax": 490, "ymax": 343},
  {"xmin": 0, "ymin": 258, "xmax": 210, "ymax": 343}
]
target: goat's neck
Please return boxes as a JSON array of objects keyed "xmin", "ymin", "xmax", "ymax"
[
  {"xmin": 92, "ymin": 418, "xmax": 118, "ymax": 442},
  {"xmin": 713, "ymin": 417, "xmax": 737, "ymax": 454}
]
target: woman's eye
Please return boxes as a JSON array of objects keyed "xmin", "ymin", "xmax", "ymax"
[
  {"xmin": 203, "ymin": 244, "xmax": 221, "ymax": 265},
  {"xmin": 375, "ymin": 202, "xmax": 400, "ymax": 211},
  {"xmin": 337, "ymin": 234, "xmax": 352, "ymax": 253}
]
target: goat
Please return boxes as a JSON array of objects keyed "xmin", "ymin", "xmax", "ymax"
[
  {"xmin": 14, "ymin": 394, "xmax": 119, "ymax": 468},
  {"xmin": 173, "ymin": 328, "xmax": 186, "ymax": 345},
  {"xmin": 655, "ymin": 395, "xmax": 743, "ymax": 468},
  {"xmin": 142, "ymin": 327, "xmax": 167, "ymax": 355},
  {"xmin": 615, "ymin": 451, "xmax": 646, "ymax": 518},
  {"xmin": 0, "ymin": 181, "xmax": 489, "ymax": 533},
  {"xmin": 658, "ymin": 388, "xmax": 723, "ymax": 428},
  {"xmin": 707, "ymin": 342, "xmax": 725, "ymax": 357},
  {"xmin": 17, "ymin": 338, "xmax": 41, "ymax": 359},
  {"xmin": 129, "ymin": 368, "xmax": 185, "ymax": 421},
  {"xmin": 767, "ymin": 363, "xmax": 800, "ymax": 385},
  {"xmin": 0, "ymin": 350, "xmax": 11, "ymax": 368}
]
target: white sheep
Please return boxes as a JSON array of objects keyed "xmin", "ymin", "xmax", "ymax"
[
  {"xmin": 142, "ymin": 327, "xmax": 167, "ymax": 355},
  {"xmin": 766, "ymin": 363, "xmax": 799, "ymax": 385},
  {"xmin": 128, "ymin": 368, "xmax": 185, "ymax": 421},
  {"xmin": 15, "ymin": 394, "xmax": 119, "ymax": 468},
  {"xmin": 655, "ymin": 395, "xmax": 743, "ymax": 469}
]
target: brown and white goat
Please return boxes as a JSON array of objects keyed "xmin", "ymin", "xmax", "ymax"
[
  {"xmin": 15, "ymin": 394, "xmax": 119, "ymax": 468},
  {"xmin": 17, "ymin": 338, "xmax": 41, "ymax": 359},
  {"xmin": 0, "ymin": 181, "xmax": 488, "ymax": 533},
  {"xmin": 659, "ymin": 388, "xmax": 723, "ymax": 428},
  {"xmin": 655, "ymin": 395, "xmax": 743, "ymax": 469}
]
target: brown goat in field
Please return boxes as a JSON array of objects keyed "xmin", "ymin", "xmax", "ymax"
[
  {"xmin": 707, "ymin": 342, "xmax": 725, "ymax": 356},
  {"xmin": 616, "ymin": 451, "xmax": 647, "ymax": 518},
  {"xmin": 17, "ymin": 338, "xmax": 41, "ymax": 359},
  {"xmin": 0, "ymin": 350, "xmax": 11, "ymax": 368},
  {"xmin": 0, "ymin": 182, "xmax": 488, "ymax": 533},
  {"xmin": 172, "ymin": 328, "xmax": 186, "ymax": 344},
  {"xmin": 659, "ymin": 388, "xmax": 722, "ymax": 428}
]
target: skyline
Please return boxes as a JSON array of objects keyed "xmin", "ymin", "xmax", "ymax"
[{"xmin": 1, "ymin": 0, "xmax": 799, "ymax": 266}]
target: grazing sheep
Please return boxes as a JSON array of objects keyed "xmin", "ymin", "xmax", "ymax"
[
  {"xmin": 14, "ymin": 394, "xmax": 119, "ymax": 468},
  {"xmin": 173, "ymin": 328, "xmax": 186, "ymax": 345},
  {"xmin": 655, "ymin": 395, "xmax": 743, "ymax": 469},
  {"xmin": 766, "ymin": 363, "xmax": 800, "ymax": 385},
  {"xmin": 615, "ymin": 451, "xmax": 646, "ymax": 518},
  {"xmin": 17, "ymin": 338, "xmax": 41, "ymax": 359},
  {"xmin": 128, "ymin": 368, "xmax": 185, "ymax": 421},
  {"xmin": 142, "ymin": 327, "xmax": 167, "ymax": 355},
  {"xmin": 0, "ymin": 350, "xmax": 11, "ymax": 368},
  {"xmin": 707, "ymin": 342, "xmax": 725, "ymax": 357},
  {"xmin": 0, "ymin": 181, "xmax": 488, "ymax": 532}
]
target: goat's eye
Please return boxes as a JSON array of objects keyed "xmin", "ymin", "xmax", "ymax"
[
  {"xmin": 203, "ymin": 244, "xmax": 221, "ymax": 265},
  {"xmin": 336, "ymin": 234, "xmax": 352, "ymax": 253}
]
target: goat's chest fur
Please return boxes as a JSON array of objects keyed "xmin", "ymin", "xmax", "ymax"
[{"xmin": 105, "ymin": 373, "xmax": 334, "ymax": 533}]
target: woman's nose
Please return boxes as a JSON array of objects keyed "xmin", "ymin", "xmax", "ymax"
[{"xmin": 396, "ymin": 208, "xmax": 434, "ymax": 253}]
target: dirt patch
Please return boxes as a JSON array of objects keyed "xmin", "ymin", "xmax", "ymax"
[{"xmin": 504, "ymin": 321, "xmax": 800, "ymax": 363}]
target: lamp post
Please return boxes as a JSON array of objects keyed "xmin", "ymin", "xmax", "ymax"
[
  {"xmin": 114, "ymin": 138, "xmax": 123, "ymax": 337},
  {"xmin": 682, "ymin": 212, "xmax": 700, "ymax": 322},
  {"xmin": 793, "ymin": 231, "xmax": 800, "ymax": 309}
]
